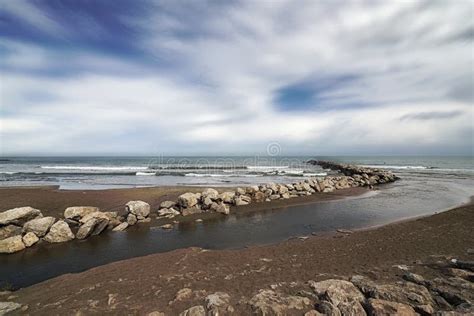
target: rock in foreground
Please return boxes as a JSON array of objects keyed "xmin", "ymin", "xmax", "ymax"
[{"xmin": 43, "ymin": 220, "xmax": 75, "ymax": 243}]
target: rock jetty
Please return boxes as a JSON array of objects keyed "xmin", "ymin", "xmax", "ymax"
[
  {"xmin": 0, "ymin": 161, "xmax": 399, "ymax": 255},
  {"xmin": 0, "ymin": 201, "xmax": 153, "ymax": 254}
]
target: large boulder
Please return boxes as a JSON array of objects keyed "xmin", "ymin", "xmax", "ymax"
[
  {"xmin": 218, "ymin": 192, "xmax": 235, "ymax": 204},
  {"xmin": 0, "ymin": 235, "xmax": 25, "ymax": 253},
  {"xmin": 64, "ymin": 206, "xmax": 99, "ymax": 220},
  {"xmin": 0, "ymin": 206, "xmax": 42, "ymax": 226},
  {"xmin": 79, "ymin": 211, "xmax": 110, "ymax": 224},
  {"xmin": 178, "ymin": 193, "xmax": 199, "ymax": 208},
  {"xmin": 0, "ymin": 225, "xmax": 22, "ymax": 240},
  {"xmin": 76, "ymin": 218, "xmax": 109, "ymax": 239},
  {"xmin": 22, "ymin": 216, "xmax": 56, "ymax": 237},
  {"xmin": 43, "ymin": 220, "xmax": 75, "ymax": 243},
  {"xmin": 366, "ymin": 298, "xmax": 417, "ymax": 316},
  {"xmin": 310, "ymin": 279, "xmax": 365, "ymax": 304},
  {"xmin": 125, "ymin": 201, "xmax": 150, "ymax": 218},
  {"xmin": 202, "ymin": 188, "xmax": 219, "ymax": 200},
  {"xmin": 249, "ymin": 289, "xmax": 311, "ymax": 315},
  {"xmin": 205, "ymin": 292, "xmax": 232, "ymax": 315},
  {"xmin": 0, "ymin": 302, "xmax": 23, "ymax": 315},
  {"xmin": 22, "ymin": 232, "xmax": 39, "ymax": 247}
]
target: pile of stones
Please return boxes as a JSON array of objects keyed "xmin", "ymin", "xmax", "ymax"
[{"xmin": 0, "ymin": 200, "xmax": 152, "ymax": 254}]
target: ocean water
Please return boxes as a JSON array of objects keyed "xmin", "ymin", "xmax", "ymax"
[{"xmin": 0, "ymin": 156, "xmax": 472, "ymax": 189}]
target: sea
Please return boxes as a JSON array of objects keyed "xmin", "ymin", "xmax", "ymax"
[{"xmin": 1, "ymin": 156, "xmax": 473, "ymax": 190}]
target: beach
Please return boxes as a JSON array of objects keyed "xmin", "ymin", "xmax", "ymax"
[
  {"xmin": 1, "ymin": 157, "xmax": 473, "ymax": 315},
  {"xmin": 3, "ymin": 201, "xmax": 473, "ymax": 314}
]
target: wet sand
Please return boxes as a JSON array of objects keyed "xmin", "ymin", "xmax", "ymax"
[{"xmin": 5, "ymin": 201, "xmax": 474, "ymax": 315}]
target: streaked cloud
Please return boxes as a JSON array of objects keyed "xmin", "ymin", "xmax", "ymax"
[{"xmin": 0, "ymin": 0, "xmax": 472, "ymax": 155}]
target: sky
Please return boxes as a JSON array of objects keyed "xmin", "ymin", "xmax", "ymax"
[{"xmin": 0, "ymin": 0, "xmax": 473, "ymax": 156}]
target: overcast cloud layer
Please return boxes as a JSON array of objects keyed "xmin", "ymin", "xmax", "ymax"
[{"xmin": 0, "ymin": 0, "xmax": 473, "ymax": 155}]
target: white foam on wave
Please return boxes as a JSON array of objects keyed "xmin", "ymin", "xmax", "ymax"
[
  {"xmin": 303, "ymin": 172, "xmax": 327, "ymax": 177},
  {"xmin": 184, "ymin": 173, "xmax": 260, "ymax": 178},
  {"xmin": 41, "ymin": 166, "xmax": 148, "ymax": 171},
  {"xmin": 0, "ymin": 171, "xmax": 17, "ymax": 174},
  {"xmin": 136, "ymin": 172, "xmax": 156, "ymax": 176},
  {"xmin": 247, "ymin": 166, "xmax": 289, "ymax": 170},
  {"xmin": 361, "ymin": 165, "xmax": 428, "ymax": 170}
]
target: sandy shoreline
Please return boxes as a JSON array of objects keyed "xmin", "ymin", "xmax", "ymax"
[{"xmin": 1, "ymin": 198, "xmax": 472, "ymax": 314}]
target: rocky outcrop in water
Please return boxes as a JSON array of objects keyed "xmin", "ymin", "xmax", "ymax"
[
  {"xmin": 307, "ymin": 160, "xmax": 399, "ymax": 186},
  {"xmin": 0, "ymin": 200, "xmax": 153, "ymax": 253}
]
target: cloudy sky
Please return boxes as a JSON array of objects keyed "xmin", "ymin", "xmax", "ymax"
[{"xmin": 0, "ymin": 0, "xmax": 472, "ymax": 156}]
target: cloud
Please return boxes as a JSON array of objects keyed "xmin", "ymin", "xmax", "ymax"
[
  {"xmin": 0, "ymin": 0, "xmax": 473, "ymax": 155},
  {"xmin": 399, "ymin": 110, "xmax": 465, "ymax": 121}
]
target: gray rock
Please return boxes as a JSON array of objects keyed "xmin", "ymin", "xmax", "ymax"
[
  {"xmin": 218, "ymin": 191, "xmax": 235, "ymax": 204},
  {"xmin": 269, "ymin": 194, "xmax": 280, "ymax": 200},
  {"xmin": 249, "ymin": 289, "xmax": 311, "ymax": 315},
  {"xmin": 315, "ymin": 301, "xmax": 341, "ymax": 316},
  {"xmin": 112, "ymin": 222, "xmax": 129, "ymax": 231},
  {"xmin": 159, "ymin": 200, "xmax": 176, "ymax": 209},
  {"xmin": 253, "ymin": 191, "xmax": 266, "ymax": 202},
  {"xmin": 126, "ymin": 201, "xmax": 150, "ymax": 218},
  {"xmin": 179, "ymin": 305, "xmax": 205, "ymax": 316},
  {"xmin": 157, "ymin": 207, "xmax": 180, "ymax": 218},
  {"xmin": 127, "ymin": 214, "xmax": 137, "ymax": 226},
  {"xmin": 0, "ymin": 206, "xmax": 42, "ymax": 226},
  {"xmin": 366, "ymin": 298, "xmax": 417, "ymax": 316},
  {"xmin": 309, "ymin": 279, "xmax": 365, "ymax": 305},
  {"xmin": 234, "ymin": 196, "xmax": 249, "ymax": 206},
  {"xmin": 403, "ymin": 272, "xmax": 426, "ymax": 285},
  {"xmin": 178, "ymin": 193, "xmax": 199, "ymax": 208},
  {"xmin": 64, "ymin": 206, "xmax": 98, "ymax": 220},
  {"xmin": 202, "ymin": 188, "xmax": 219, "ymax": 200},
  {"xmin": 0, "ymin": 235, "xmax": 25, "ymax": 253},
  {"xmin": 205, "ymin": 292, "xmax": 232, "ymax": 316},
  {"xmin": 22, "ymin": 216, "xmax": 56, "ymax": 237},
  {"xmin": 0, "ymin": 301, "xmax": 23, "ymax": 315},
  {"xmin": 202, "ymin": 196, "xmax": 213, "ymax": 208},
  {"xmin": 22, "ymin": 232, "xmax": 39, "ymax": 247},
  {"xmin": 43, "ymin": 220, "xmax": 75, "ymax": 243},
  {"xmin": 240, "ymin": 195, "xmax": 252, "ymax": 203},
  {"xmin": 0, "ymin": 225, "xmax": 22, "ymax": 240},
  {"xmin": 181, "ymin": 207, "xmax": 202, "ymax": 216},
  {"xmin": 76, "ymin": 218, "xmax": 109, "ymax": 239},
  {"xmin": 215, "ymin": 203, "xmax": 230, "ymax": 215},
  {"xmin": 79, "ymin": 211, "xmax": 110, "ymax": 224},
  {"xmin": 450, "ymin": 259, "xmax": 474, "ymax": 272}
]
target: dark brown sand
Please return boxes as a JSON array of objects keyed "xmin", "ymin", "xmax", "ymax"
[{"xmin": 6, "ymin": 201, "xmax": 473, "ymax": 315}]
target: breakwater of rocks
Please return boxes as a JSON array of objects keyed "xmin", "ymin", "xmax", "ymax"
[{"xmin": 0, "ymin": 161, "xmax": 399, "ymax": 254}]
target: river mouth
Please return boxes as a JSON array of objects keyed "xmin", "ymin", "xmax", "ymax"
[{"xmin": 1, "ymin": 173, "xmax": 473, "ymax": 290}]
